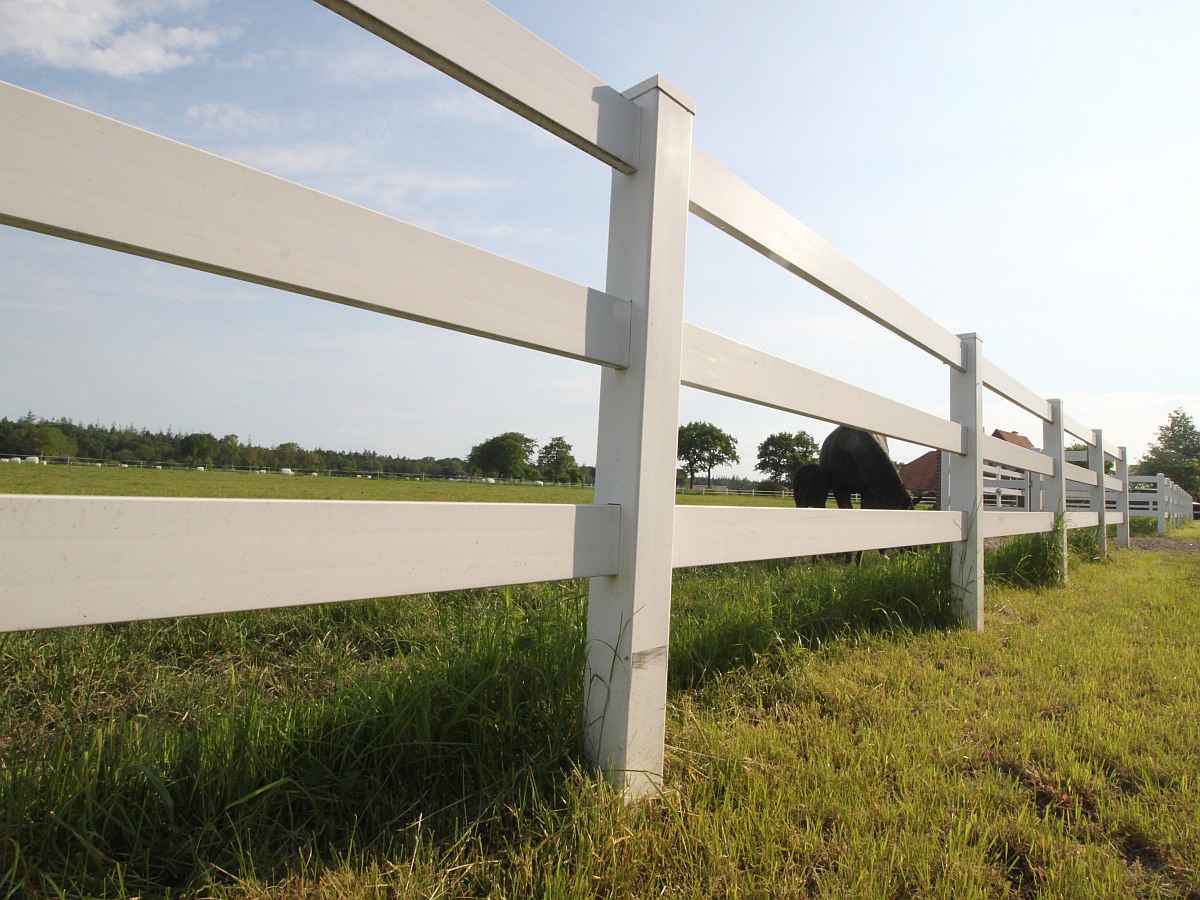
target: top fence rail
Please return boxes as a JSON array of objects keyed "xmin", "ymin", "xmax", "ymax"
[{"xmin": 317, "ymin": 0, "xmax": 643, "ymax": 171}]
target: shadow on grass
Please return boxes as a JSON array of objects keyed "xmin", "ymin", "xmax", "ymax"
[
  {"xmin": 668, "ymin": 545, "xmax": 958, "ymax": 691},
  {"xmin": 2, "ymin": 588, "xmax": 589, "ymax": 898},
  {"xmin": 4, "ymin": 539, "xmax": 1069, "ymax": 898}
]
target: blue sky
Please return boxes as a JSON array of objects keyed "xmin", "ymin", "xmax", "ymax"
[{"xmin": 2, "ymin": 0, "xmax": 1197, "ymax": 476}]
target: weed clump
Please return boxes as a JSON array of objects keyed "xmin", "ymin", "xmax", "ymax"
[
  {"xmin": 668, "ymin": 546, "xmax": 955, "ymax": 689},
  {"xmin": 987, "ymin": 528, "xmax": 1066, "ymax": 590}
]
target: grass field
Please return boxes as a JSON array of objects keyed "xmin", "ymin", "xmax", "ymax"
[
  {"xmin": 0, "ymin": 463, "xmax": 797, "ymax": 507},
  {"xmin": 2, "ymin": 466, "xmax": 1197, "ymax": 897}
]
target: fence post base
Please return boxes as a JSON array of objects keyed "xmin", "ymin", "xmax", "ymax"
[
  {"xmin": 1043, "ymin": 399, "xmax": 1069, "ymax": 583},
  {"xmin": 1114, "ymin": 446, "xmax": 1130, "ymax": 549},
  {"xmin": 948, "ymin": 333, "xmax": 984, "ymax": 631},
  {"xmin": 1089, "ymin": 429, "xmax": 1108, "ymax": 558}
]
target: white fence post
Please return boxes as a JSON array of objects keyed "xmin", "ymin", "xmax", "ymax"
[
  {"xmin": 1114, "ymin": 446, "xmax": 1130, "ymax": 549},
  {"xmin": 1156, "ymin": 473, "xmax": 1168, "ymax": 535},
  {"xmin": 938, "ymin": 451, "xmax": 950, "ymax": 512},
  {"xmin": 1089, "ymin": 429, "xmax": 1108, "ymax": 557},
  {"xmin": 584, "ymin": 76, "xmax": 694, "ymax": 797},
  {"xmin": 948, "ymin": 334, "xmax": 983, "ymax": 630},
  {"xmin": 1042, "ymin": 399, "xmax": 1069, "ymax": 582}
]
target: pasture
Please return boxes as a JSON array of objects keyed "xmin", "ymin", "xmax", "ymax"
[
  {"xmin": 1, "ymin": 464, "xmax": 1197, "ymax": 897},
  {"xmin": 4, "ymin": 0, "xmax": 1155, "ymax": 803},
  {"xmin": 0, "ymin": 463, "xmax": 794, "ymax": 507}
]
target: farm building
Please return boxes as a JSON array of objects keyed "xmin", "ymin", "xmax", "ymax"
[{"xmin": 901, "ymin": 429, "xmax": 1037, "ymax": 509}]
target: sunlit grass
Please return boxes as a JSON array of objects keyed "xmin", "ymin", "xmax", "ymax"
[
  {"xmin": 0, "ymin": 463, "xmax": 800, "ymax": 507},
  {"xmin": 3, "ymin": 468, "xmax": 1197, "ymax": 897}
]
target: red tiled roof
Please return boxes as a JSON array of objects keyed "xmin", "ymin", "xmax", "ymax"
[
  {"xmin": 900, "ymin": 450, "xmax": 941, "ymax": 493},
  {"xmin": 991, "ymin": 429, "xmax": 1035, "ymax": 450}
]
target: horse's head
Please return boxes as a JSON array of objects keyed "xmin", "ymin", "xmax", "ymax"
[{"xmin": 792, "ymin": 463, "xmax": 828, "ymax": 508}]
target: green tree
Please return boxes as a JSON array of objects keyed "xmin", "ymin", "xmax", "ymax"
[
  {"xmin": 214, "ymin": 434, "xmax": 242, "ymax": 469},
  {"xmin": 1152, "ymin": 408, "xmax": 1200, "ymax": 459},
  {"xmin": 467, "ymin": 432, "xmax": 537, "ymax": 479},
  {"xmin": 536, "ymin": 435, "xmax": 576, "ymax": 482},
  {"xmin": 30, "ymin": 423, "xmax": 77, "ymax": 458},
  {"xmin": 677, "ymin": 421, "xmax": 739, "ymax": 488},
  {"xmin": 754, "ymin": 430, "xmax": 818, "ymax": 487},
  {"xmin": 180, "ymin": 432, "xmax": 217, "ymax": 467},
  {"xmin": 273, "ymin": 442, "xmax": 304, "ymax": 469},
  {"xmin": 1134, "ymin": 408, "xmax": 1200, "ymax": 496},
  {"xmin": 0, "ymin": 414, "xmax": 78, "ymax": 458}
]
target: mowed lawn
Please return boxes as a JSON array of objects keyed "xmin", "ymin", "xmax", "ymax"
[
  {"xmin": 0, "ymin": 462, "xmax": 795, "ymax": 506},
  {"xmin": 1, "ymin": 463, "xmax": 1198, "ymax": 898}
]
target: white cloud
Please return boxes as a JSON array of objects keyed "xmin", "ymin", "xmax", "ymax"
[
  {"xmin": 463, "ymin": 223, "xmax": 558, "ymax": 243},
  {"xmin": 343, "ymin": 169, "xmax": 507, "ymax": 217},
  {"xmin": 184, "ymin": 101, "xmax": 282, "ymax": 137},
  {"xmin": 0, "ymin": 0, "xmax": 230, "ymax": 76},
  {"xmin": 320, "ymin": 42, "xmax": 428, "ymax": 86},
  {"xmin": 232, "ymin": 142, "xmax": 359, "ymax": 177},
  {"xmin": 231, "ymin": 41, "xmax": 428, "ymax": 85},
  {"xmin": 374, "ymin": 170, "xmax": 505, "ymax": 197},
  {"xmin": 424, "ymin": 88, "xmax": 561, "ymax": 150},
  {"xmin": 426, "ymin": 90, "xmax": 508, "ymax": 125}
]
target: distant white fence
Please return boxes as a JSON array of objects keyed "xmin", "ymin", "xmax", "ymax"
[
  {"xmin": 1069, "ymin": 471, "xmax": 1193, "ymax": 536},
  {"xmin": 1125, "ymin": 475, "xmax": 1194, "ymax": 534},
  {"xmin": 978, "ymin": 452, "xmax": 1195, "ymax": 536},
  {"xmin": 0, "ymin": 0, "xmax": 1177, "ymax": 796}
]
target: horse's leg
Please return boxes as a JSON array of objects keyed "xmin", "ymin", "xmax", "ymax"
[{"xmin": 830, "ymin": 489, "xmax": 861, "ymax": 564}]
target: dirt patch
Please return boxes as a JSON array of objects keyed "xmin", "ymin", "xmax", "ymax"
[{"xmin": 1129, "ymin": 536, "xmax": 1200, "ymax": 554}]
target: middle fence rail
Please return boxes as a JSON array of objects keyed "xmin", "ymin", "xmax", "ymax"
[{"xmin": 1, "ymin": 0, "xmax": 1188, "ymax": 797}]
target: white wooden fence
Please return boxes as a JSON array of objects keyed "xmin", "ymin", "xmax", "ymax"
[
  {"xmin": 1067, "ymin": 473, "xmax": 1193, "ymax": 536},
  {"xmin": 0, "ymin": 0, "xmax": 1159, "ymax": 796}
]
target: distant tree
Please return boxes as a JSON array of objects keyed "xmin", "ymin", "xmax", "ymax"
[
  {"xmin": 31, "ymin": 423, "xmax": 77, "ymax": 457},
  {"xmin": 754, "ymin": 430, "xmax": 818, "ymax": 487},
  {"xmin": 1152, "ymin": 408, "xmax": 1200, "ymax": 459},
  {"xmin": 1134, "ymin": 408, "xmax": 1200, "ymax": 495},
  {"xmin": 180, "ymin": 432, "xmax": 217, "ymax": 467},
  {"xmin": 214, "ymin": 434, "xmax": 241, "ymax": 468},
  {"xmin": 536, "ymin": 435, "xmax": 576, "ymax": 482},
  {"xmin": 677, "ymin": 421, "xmax": 739, "ymax": 488},
  {"xmin": 240, "ymin": 443, "xmax": 266, "ymax": 470},
  {"xmin": 467, "ymin": 432, "xmax": 537, "ymax": 479},
  {"xmin": 273, "ymin": 441, "xmax": 304, "ymax": 469},
  {"xmin": 1067, "ymin": 441, "xmax": 1117, "ymax": 475},
  {"xmin": 429, "ymin": 457, "xmax": 466, "ymax": 478}
]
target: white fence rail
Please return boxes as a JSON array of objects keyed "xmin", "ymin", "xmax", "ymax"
[
  {"xmin": 0, "ymin": 0, "xmax": 1178, "ymax": 795},
  {"xmin": 1067, "ymin": 472, "xmax": 1193, "ymax": 536}
]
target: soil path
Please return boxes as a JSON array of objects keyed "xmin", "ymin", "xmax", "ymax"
[{"xmin": 1130, "ymin": 536, "xmax": 1200, "ymax": 554}]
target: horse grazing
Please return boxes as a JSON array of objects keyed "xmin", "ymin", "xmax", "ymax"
[
  {"xmin": 793, "ymin": 426, "xmax": 914, "ymax": 562},
  {"xmin": 793, "ymin": 426, "xmax": 913, "ymax": 512}
]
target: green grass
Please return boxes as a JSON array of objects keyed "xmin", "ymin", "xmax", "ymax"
[
  {"xmin": 0, "ymin": 463, "xmax": 801, "ymax": 507},
  {"xmin": 0, "ymin": 463, "xmax": 593, "ymax": 504},
  {"xmin": 2, "ymin": 467, "xmax": 1198, "ymax": 897}
]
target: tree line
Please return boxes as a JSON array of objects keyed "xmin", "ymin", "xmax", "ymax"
[
  {"xmin": 463, "ymin": 423, "xmax": 818, "ymax": 489},
  {"xmin": 8, "ymin": 408, "xmax": 1193, "ymax": 494},
  {"xmin": 0, "ymin": 412, "xmax": 814, "ymax": 488},
  {"xmin": 675, "ymin": 407, "xmax": 1200, "ymax": 497},
  {"xmin": 0, "ymin": 413, "xmax": 467, "ymax": 478},
  {"xmin": 0, "ymin": 413, "xmax": 600, "ymax": 484},
  {"xmin": 464, "ymin": 432, "xmax": 594, "ymax": 483},
  {"xmin": 677, "ymin": 421, "xmax": 819, "ymax": 489}
]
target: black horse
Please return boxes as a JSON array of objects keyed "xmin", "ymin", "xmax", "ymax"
[
  {"xmin": 793, "ymin": 426, "xmax": 913, "ymax": 512},
  {"xmin": 793, "ymin": 426, "xmax": 914, "ymax": 563}
]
